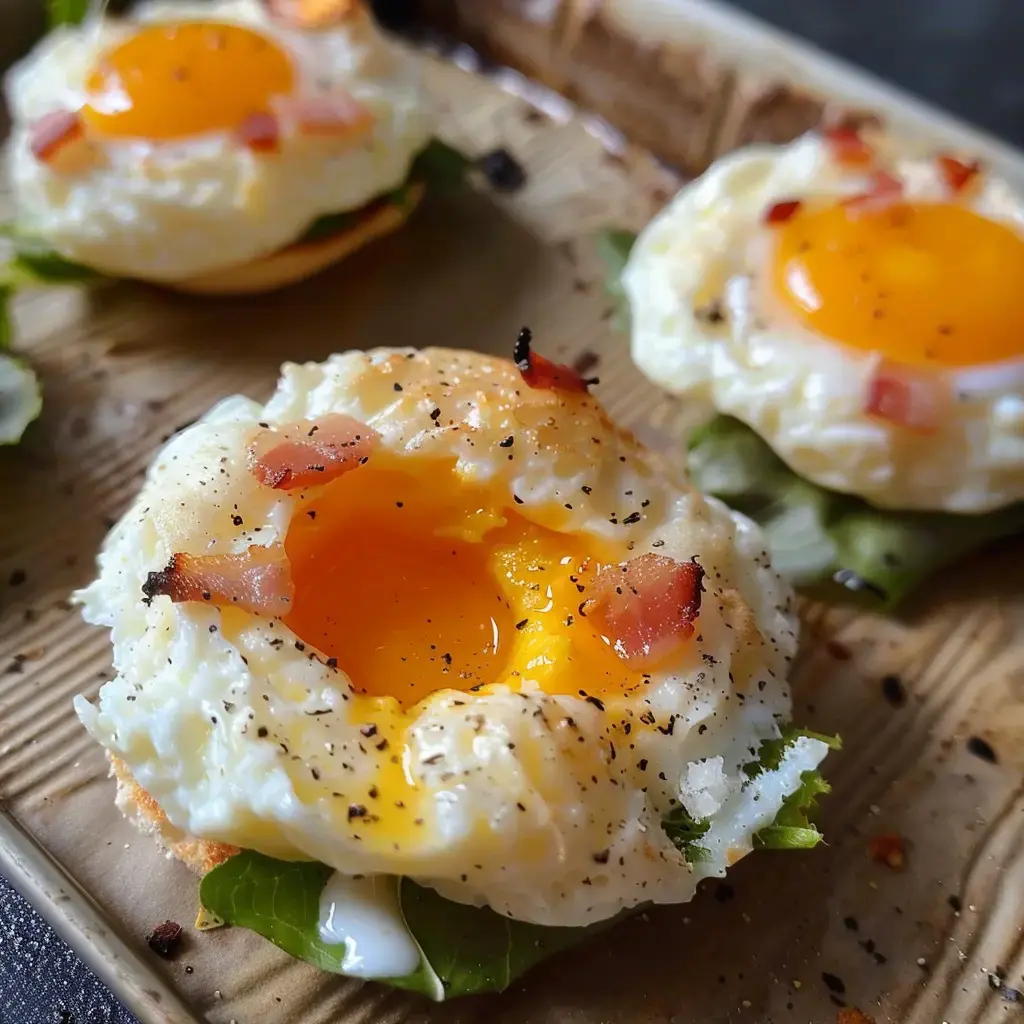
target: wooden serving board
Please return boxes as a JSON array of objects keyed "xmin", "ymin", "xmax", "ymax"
[{"xmin": 2, "ymin": 7, "xmax": 1024, "ymax": 1024}]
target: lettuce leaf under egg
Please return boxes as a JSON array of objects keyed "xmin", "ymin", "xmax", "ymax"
[
  {"xmin": 0, "ymin": 352, "xmax": 42, "ymax": 445},
  {"xmin": 753, "ymin": 770, "xmax": 832, "ymax": 851},
  {"xmin": 296, "ymin": 139, "xmax": 473, "ymax": 246},
  {"xmin": 688, "ymin": 415, "xmax": 1024, "ymax": 608},
  {"xmin": 199, "ymin": 850, "xmax": 604, "ymax": 1000},
  {"xmin": 47, "ymin": 0, "xmax": 90, "ymax": 28},
  {"xmin": 0, "ymin": 228, "xmax": 97, "ymax": 443}
]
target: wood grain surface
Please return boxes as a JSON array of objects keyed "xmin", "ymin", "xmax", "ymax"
[{"xmin": 1, "ymin": 34, "xmax": 1023, "ymax": 1024}]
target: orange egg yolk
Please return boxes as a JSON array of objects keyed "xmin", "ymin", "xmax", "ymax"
[
  {"xmin": 81, "ymin": 22, "xmax": 294, "ymax": 140},
  {"xmin": 283, "ymin": 462, "xmax": 643, "ymax": 709},
  {"xmin": 771, "ymin": 201, "xmax": 1024, "ymax": 368}
]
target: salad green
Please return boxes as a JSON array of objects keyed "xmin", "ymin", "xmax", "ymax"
[
  {"xmin": 47, "ymin": 0, "xmax": 90, "ymax": 28},
  {"xmin": 0, "ymin": 353, "xmax": 42, "ymax": 445},
  {"xmin": 200, "ymin": 850, "xmax": 605, "ymax": 1000},
  {"xmin": 688, "ymin": 416, "xmax": 1024, "ymax": 608}
]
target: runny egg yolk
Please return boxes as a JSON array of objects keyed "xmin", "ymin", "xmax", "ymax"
[
  {"xmin": 81, "ymin": 22, "xmax": 294, "ymax": 140},
  {"xmin": 283, "ymin": 462, "xmax": 644, "ymax": 709},
  {"xmin": 771, "ymin": 201, "xmax": 1024, "ymax": 368}
]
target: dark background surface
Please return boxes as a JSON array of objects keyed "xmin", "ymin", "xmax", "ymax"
[{"xmin": 2, "ymin": 1, "xmax": 1024, "ymax": 1022}]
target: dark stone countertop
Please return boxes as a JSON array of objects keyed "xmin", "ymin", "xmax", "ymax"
[{"xmin": 1, "ymin": 2, "xmax": 1022, "ymax": 1022}]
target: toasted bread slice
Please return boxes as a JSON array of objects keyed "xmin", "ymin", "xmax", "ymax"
[
  {"xmin": 171, "ymin": 184, "xmax": 425, "ymax": 297},
  {"xmin": 109, "ymin": 756, "xmax": 238, "ymax": 874}
]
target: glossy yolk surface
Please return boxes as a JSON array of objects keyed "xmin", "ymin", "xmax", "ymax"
[
  {"xmin": 771, "ymin": 201, "xmax": 1024, "ymax": 367},
  {"xmin": 284, "ymin": 462, "xmax": 642, "ymax": 709},
  {"xmin": 82, "ymin": 22, "xmax": 294, "ymax": 140}
]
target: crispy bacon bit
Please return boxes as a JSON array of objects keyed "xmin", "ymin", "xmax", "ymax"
[
  {"xmin": 236, "ymin": 112, "xmax": 280, "ymax": 154},
  {"xmin": 248, "ymin": 413, "xmax": 378, "ymax": 491},
  {"xmin": 763, "ymin": 199, "xmax": 803, "ymax": 225},
  {"xmin": 268, "ymin": 0, "xmax": 362, "ymax": 28},
  {"xmin": 30, "ymin": 110, "xmax": 85, "ymax": 165},
  {"xmin": 278, "ymin": 92, "xmax": 375, "ymax": 140},
  {"xmin": 864, "ymin": 360, "xmax": 946, "ymax": 434},
  {"xmin": 587, "ymin": 554, "xmax": 705, "ymax": 671},
  {"xmin": 823, "ymin": 124, "xmax": 874, "ymax": 167},
  {"xmin": 867, "ymin": 832, "xmax": 906, "ymax": 869},
  {"xmin": 843, "ymin": 170, "xmax": 905, "ymax": 216},
  {"xmin": 837, "ymin": 1011, "xmax": 876, "ymax": 1024},
  {"xmin": 513, "ymin": 327, "xmax": 594, "ymax": 393},
  {"xmin": 937, "ymin": 153, "xmax": 982, "ymax": 196},
  {"xmin": 142, "ymin": 545, "xmax": 293, "ymax": 617}
]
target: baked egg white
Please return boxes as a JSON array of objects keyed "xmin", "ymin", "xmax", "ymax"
[
  {"xmin": 75, "ymin": 345, "xmax": 830, "ymax": 928},
  {"xmin": 624, "ymin": 128, "xmax": 1024, "ymax": 513},
  {"xmin": 4, "ymin": 0, "xmax": 432, "ymax": 282}
]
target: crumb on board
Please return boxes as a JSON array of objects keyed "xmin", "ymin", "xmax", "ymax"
[
  {"xmin": 837, "ymin": 1010, "xmax": 876, "ymax": 1024},
  {"xmin": 867, "ymin": 832, "xmax": 906, "ymax": 869},
  {"xmin": 146, "ymin": 920, "xmax": 183, "ymax": 959}
]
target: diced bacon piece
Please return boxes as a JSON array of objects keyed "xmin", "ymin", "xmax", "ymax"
[
  {"xmin": 823, "ymin": 124, "xmax": 874, "ymax": 167},
  {"xmin": 248, "ymin": 413, "xmax": 378, "ymax": 491},
  {"xmin": 763, "ymin": 199, "xmax": 803, "ymax": 226},
  {"xmin": 587, "ymin": 554, "xmax": 705, "ymax": 671},
  {"xmin": 142, "ymin": 545, "xmax": 294, "ymax": 617},
  {"xmin": 513, "ymin": 327, "xmax": 594, "ymax": 394},
  {"xmin": 843, "ymin": 170, "xmax": 905, "ymax": 216},
  {"xmin": 30, "ymin": 110, "xmax": 85, "ymax": 165},
  {"xmin": 236, "ymin": 112, "xmax": 280, "ymax": 154},
  {"xmin": 276, "ymin": 92, "xmax": 375, "ymax": 141},
  {"xmin": 936, "ymin": 153, "xmax": 982, "ymax": 196},
  {"xmin": 268, "ymin": 0, "xmax": 361, "ymax": 28},
  {"xmin": 864, "ymin": 360, "xmax": 946, "ymax": 434}
]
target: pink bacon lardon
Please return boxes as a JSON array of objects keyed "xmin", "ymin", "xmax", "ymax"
[
  {"xmin": 586, "ymin": 553, "xmax": 706, "ymax": 673},
  {"xmin": 248, "ymin": 413, "xmax": 379, "ymax": 491},
  {"xmin": 863, "ymin": 359, "xmax": 947, "ymax": 434},
  {"xmin": 142, "ymin": 545, "xmax": 294, "ymax": 618}
]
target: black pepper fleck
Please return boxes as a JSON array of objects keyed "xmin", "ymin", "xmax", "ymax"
[
  {"xmin": 478, "ymin": 147, "xmax": 527, "ymax": 192},
  {"xmin": 881, "ymin": 674, "xmax": 906, "ymax": 707},
  {"xmin": 967, "ymin": 736, "xmax": 998, "ymax": 763}
]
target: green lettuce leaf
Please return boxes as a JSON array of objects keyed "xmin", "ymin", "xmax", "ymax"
[
  {"xmin": 753, "ymin": 770, "xmax": 832, "ymax": 850},
  {"xmin": 744, "ymin": 725, "xmax": 841, "ymax": 780},
  {"xmin": 47, "ymin": 0, "xmax": 90, "ymax": 28},
  {"xmin": 200, "ymin": 851, "xmax": 607, "ymax": 1000},
  {"xmin": 596, "ymin": 228, "xmax": 637, "ymax": 329},
  {"xmin": 688, "ymin": 415, "xmax": 1024, "ymax": 608},
  {"xmin": 661, "ymin": 806, "xmax": 711, "ymax": 863},
  {"xmin": 408, "ymin": 138, "xmax": 474, "ymax": 190},
  {"xmin": 0, "ymin": 225, "xmax": 99, "ymax": 288},
  {"xmin": 295, "ymin": 139, "xmax": 471, "ymax": 246},
  {"xmin": 0, "ymin": 353, "xmax": 42, "ymax": 445}
]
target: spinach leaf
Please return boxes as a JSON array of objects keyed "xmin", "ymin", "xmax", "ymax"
[
  {"xmin": 0, "ymin": 226, "xmax": 99, "ymax": 287},
  {"xmin": 293, "ymin": 138, "xmax": 472, "ymax": 245},
  {"xmin": 753, "ymin": 770, "xmax": 832, "ymax": 851},
  {"xmin": 661, "ymin": 806, "xmax": 711, "ymax": 863},
  {"xmin": 399, "ymin": 878, "xmax": 603, "ymax": 998},
  {"xmin": 0, "ymin": 353, "xmax": 42, "ymax": 445},
  {"xmin": 688, "ymin": 415, "xmax": 1024, "ymax": 608},
  {"xmin": 296, "ymin": 209, "xmax": 363, "ymax": 247},
  {"xmin": 408, "ymin": 138, "xmax": 473, "ymax": 190},
  {"xmin": 200, "ymin": 851, "xmax": 607, "ymax": 1000},
  {"xmin": 595, "ymin": 228, "xmax": 636, "ymax": 330},
  {"xmin": 47, "ymin": 0, "xmax": 91, "ymax": 28}
]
